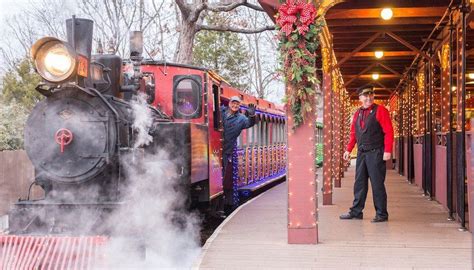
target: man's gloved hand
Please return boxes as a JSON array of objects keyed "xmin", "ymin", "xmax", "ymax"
[{"xmin": 247, "ymin": 103, "xmax": 256, "ymax": 116}]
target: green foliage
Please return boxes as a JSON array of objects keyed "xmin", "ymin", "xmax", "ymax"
[
  {"xmin": 0, "ymin": 58, "xmax": 42, "ymax": 150},
  {"xmin": 0, "ymin": 98, "xmax": 29, "ymax": 150},
  {"xmin": 277, "ymin": 10, "xmax": 324, "ymax": 129},
  {"xmin": 2, "ymin": 58, "xmax": 42, "ymax": 110},
  {"xmin": 193, "ymin": 14, "xmax": 250, "ymax": 90}
]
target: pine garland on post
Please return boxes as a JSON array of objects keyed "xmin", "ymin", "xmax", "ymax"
[{"xmin": 276, "ymin": 0, "xmax": 324, "ymax": 129}]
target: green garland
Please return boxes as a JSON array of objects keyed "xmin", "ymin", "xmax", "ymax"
[{"xmin": 276, "ymin": 1, "xmax": 324, "ymax": 129}]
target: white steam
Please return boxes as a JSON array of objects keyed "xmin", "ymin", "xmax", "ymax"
[
  {"xmin": 131, "ymin": 93, "xmax": 153, "ymax": 148},
  {"xmin": 102, "ymin": 94, "xmax": 201, "ymax": 269}
]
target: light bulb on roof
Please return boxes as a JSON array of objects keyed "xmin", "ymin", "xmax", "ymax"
[{"xmin": 381, "ymin": 8, "xmax": 393, "ymax": 20}]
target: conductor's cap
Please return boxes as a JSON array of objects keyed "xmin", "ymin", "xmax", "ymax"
[{"xmin": 357, "ymin": 84, "xmax": 375, "ymax": 96}]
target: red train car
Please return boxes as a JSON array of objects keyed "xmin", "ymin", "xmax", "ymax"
[{"xmin": 130, "ymin": 61, "xmax": 287, "ymax": 204}]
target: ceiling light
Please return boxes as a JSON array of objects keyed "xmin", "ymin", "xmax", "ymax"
[
  {"xmin": 381, "ymin": 8, "xmax": 393, "ymax": 20},
  {"xmin": 469, "ymin": 73, "xmax": 474, "ymax": 80},
  {"xmin": 375, "ymin": 51, "xmax": 384, "ymax": 59},
  {"xmin": 372, "ymin": 73, "xmax": 380, "ymax": 80}
]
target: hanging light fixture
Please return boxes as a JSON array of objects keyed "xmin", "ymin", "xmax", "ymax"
[
  {"xmin": 372, "ymin": 73, "xmax": 380, "ymax": 80},
  {"xmin": 468, "ymin": 73, "xmax": 474, "ymax": 80},
  {"xmin": 374, "ymin": 51, "xmax": 384, "ymax": 59},
  {"xmin": 381, "ymin": 8, "xmax": 393, "ymax": 20}
]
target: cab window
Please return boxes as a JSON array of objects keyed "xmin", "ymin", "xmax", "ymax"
[{"xmin": 173, "ymin": 75, "xmax": 202, "ymax": 119}]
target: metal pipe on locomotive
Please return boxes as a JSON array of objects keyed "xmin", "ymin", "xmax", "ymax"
[{"xmin": 9, "ymin": 17, "xmax": 169, "ymax": 235}]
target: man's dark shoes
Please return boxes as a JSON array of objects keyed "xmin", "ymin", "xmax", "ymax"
[
  {"xmin": 371, "ymin": 216, "xmax": 388, "ymax": 223},
  {"xmin": 339, "ymin": 213, "xmax": 363, "ymax": 220}
]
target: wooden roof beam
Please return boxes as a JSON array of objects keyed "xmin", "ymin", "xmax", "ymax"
[
  {"xmin": 373, "ymin": 81, "xmax": 395, "ymax": 95},
  {"xmin": 336, "ymin": 51, "xmax": 417, "ymax": 58},
  {"xmin": 378, "ymin": 63, "xmax": 402, "ymax": 77},
  {"xmin": 329, "ymin": 25, "xmax": 434, "ymax": 33},
  {"xmin": 344, "ymin": 74, "xmax": 401, "ymax": 79},
  {"xmin": 326, "ymin": 7, "xmax": 446, "ymax": 20},
  {"xmin": 385, "ymin": 31, "xmax": 433, "ymax": 63},
  {"xmin": 327, "ymin": 17, "xmax": 439, "ymax": 27},
  {"xmin": 334, "ymin": 32, "xmax": 382, "ymax": 69},
  {"xmin": 343, "ymin": 62, "xmax": 377, "ymax": 87}
]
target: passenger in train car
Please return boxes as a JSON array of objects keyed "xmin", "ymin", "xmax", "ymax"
[
  {"xmin": 221, "ymin": 96, "xmax": 257, "ymax": 215},
  {"xmin": 340, "ymin": 84, "xmax": 394, "ymax": 223}
]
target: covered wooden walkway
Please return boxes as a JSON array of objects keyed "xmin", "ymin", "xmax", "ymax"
[{"xmin": 196, "ymin": 165, "xmax": 472, "ymax": 269}]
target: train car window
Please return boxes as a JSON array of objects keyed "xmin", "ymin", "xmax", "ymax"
[
  {"xmin": 252, "ymin": 125, "xmax": 256, "ymax": 145},
  {"xmin": 256, "ymin": 120, "xmax": 261, "ymax": 145},
  {"xmin": 173, "ymin": 75, "xmax": 202, "ymax": 119},
  {"xmin": 274, "ymin": 122, "xmax": 278, "ymax": 144},
  {"xmin": 247, "ymin": 127, "xmax": 253, "ymax": 145},
  {"xmin": 276, "ymin": 122, "xmax": 279, "ymax": 143},
  {"xmin": 264, "ymin": 121, "xmax": 268, "ymax": 145},
  {"xmin": 279, "ymin": 122, "xmax": 282, "ymax": 143}
]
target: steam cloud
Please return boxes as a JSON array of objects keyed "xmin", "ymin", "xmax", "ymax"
[
  {"xmin": 130, "ymin": 94, "xmax": 153, "ymax": 148},
  {"xmin": 102, "ymin": 93, "xmax": 201, "ymax": 269}
]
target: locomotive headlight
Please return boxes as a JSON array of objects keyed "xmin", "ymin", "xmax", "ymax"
[
  {"xmin": 31, "ymin": 37, "xmax": 78, "ymax": 83},
  {"xmin": 43, "ymin": 46, "xmax": 73, "ymax": 75}
]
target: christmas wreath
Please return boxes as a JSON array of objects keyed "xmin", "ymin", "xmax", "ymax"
[{"xmin": 276, "ymin": 0, "xmax": 323, "ymax": 129}]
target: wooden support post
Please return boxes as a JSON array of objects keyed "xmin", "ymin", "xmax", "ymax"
[
  {"xmin": 333, "ymin": 76, "xmax": 342, "ymax": 188},
  {"xmin": 455, "ymin": 5, "xmax": 468, "ymax": 230},
  {"xmin": 447, "ymin": 14, "xmax": 455, "ymax": 220},
  {"xmin": 287, "ymin": 103, "xmax": 318, "ymax": 244},
  {"xmin": 322, "ymin": 46, "xmax": 333, "ymax": 205}
]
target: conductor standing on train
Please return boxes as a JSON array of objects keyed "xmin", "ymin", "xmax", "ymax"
[
  {"xmin": 340, "ymin": 85, "xmax": 394, "ymax": 223},
  {"xmin": 221, "ymin": 96, "xmax": 256, "ymax": 216}
]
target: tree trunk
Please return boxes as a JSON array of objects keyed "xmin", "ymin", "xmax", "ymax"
[{"xmin": 175, "ymin": 19, "xmax": 197, "ymax": 64}]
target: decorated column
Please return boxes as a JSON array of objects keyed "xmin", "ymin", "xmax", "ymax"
[
  {"xmin": 276, "ymin": 0, "xmax": 323, "ymax": 244},
  {"xmin": 332, "ymin": 72, "xmax": 342, "ymax": 187},
  {"xmin": 322, "ymin": 43, "xmax": 333, "ymax": 205}
]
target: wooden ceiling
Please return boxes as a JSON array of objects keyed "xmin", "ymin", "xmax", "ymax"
[{"xmin": 325, "ymin": 0, "xmax": 451, "ymax": 99}]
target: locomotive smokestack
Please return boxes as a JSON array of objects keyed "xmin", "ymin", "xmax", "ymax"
[{"xmin": 66, "ymin": 16, "xmax": 93, "ymax": 62}]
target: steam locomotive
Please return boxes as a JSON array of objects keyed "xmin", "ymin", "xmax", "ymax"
[{"xmin": 6, "ymin": 17, "xmax": 287, "ymax": 236}]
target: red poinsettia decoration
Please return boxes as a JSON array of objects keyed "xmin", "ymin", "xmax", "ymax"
[{"xmin": 276, "ymin": 0, "xmax": 317, "ymax": 36}]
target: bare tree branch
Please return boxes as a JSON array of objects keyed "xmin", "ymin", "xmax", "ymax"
[
  {"xmin": 189, "ymin": 0, "xmax": 264, "ymax": 23},
  {"xmin": 197, "ymin": 24, "xmax": 275, "ymax": 34}
]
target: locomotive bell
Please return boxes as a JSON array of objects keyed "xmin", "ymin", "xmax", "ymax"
[{"xmin": 31, "ymin": 16, "xmax": 93, "ymax": 85}]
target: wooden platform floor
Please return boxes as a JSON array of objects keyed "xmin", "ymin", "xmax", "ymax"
[{"xmin": 197, "ymin": 165, "xmax": 473, "ymax": 269}]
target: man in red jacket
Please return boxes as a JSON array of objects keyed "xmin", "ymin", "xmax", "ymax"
[{"xmin": 340, "ymin": 84, "xmax": 394, "ymax": 223}]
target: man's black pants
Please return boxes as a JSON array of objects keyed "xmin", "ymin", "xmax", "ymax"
[{"xmin": 350, "ymin": 147, "xmax": 388, "ymax": 218}]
